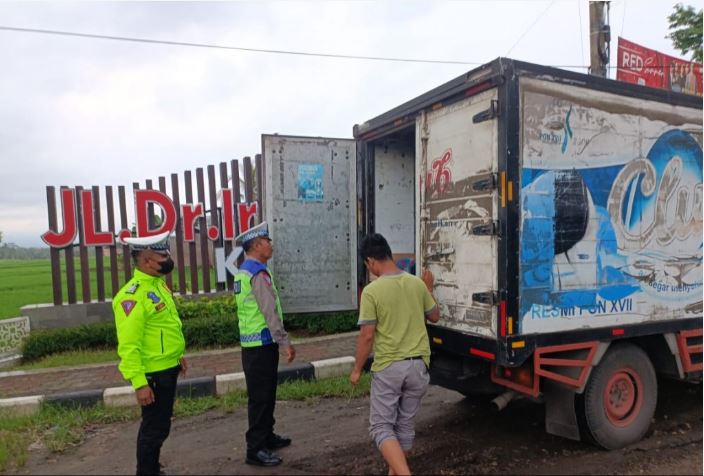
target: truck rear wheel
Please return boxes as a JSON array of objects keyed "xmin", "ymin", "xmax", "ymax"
[{"xmin": 580, "ymin": 343, "xmax": 657, "ymax": 449}]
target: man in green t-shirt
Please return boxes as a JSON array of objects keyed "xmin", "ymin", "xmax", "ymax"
[{"xmin": 350, "ymin": 233, "xmax": 439, "ymax": 476}]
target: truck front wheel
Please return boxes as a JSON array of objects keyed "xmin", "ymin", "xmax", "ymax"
[{"xmin": 580, "ymin": 343, "xmax": 657, "ymax": 449}]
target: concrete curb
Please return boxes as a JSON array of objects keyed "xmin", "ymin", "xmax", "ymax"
[
  {"xmin": 45, "ymin": 389, "xmax": 104, "ymax": 409},
  {"xmin": 278, "ymin": 362, "xmax": 315, "ymax": 384},
  {"xmin": 0, "ymin": 354, "xmax": 373, "ymax": 416},
  {"xmin": 312, "ymin": 356, "xmax": 355, "ymax": 380},
  {"xmin": 0, "ymin": 354, "xmax": 22, "ymax": 370},
  {"xmin": 215, "ymin": 372, "xmax": 246, "ymax": 396},
  {"xmin": 0, "ymin": 395, "xmax": 43, "ymax": 416},
  {"xmin": 177, "ymin": 376, "xmax": 216, "ymax": 399},
  {"xmin": 104, "ymin": 385, "xmax": 136, "ymax": 407}
]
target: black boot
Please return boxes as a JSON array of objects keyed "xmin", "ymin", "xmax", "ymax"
[
  {"xmin": 266, "ymin": 433, "xmax": 292, "ymax": 449},
  {"xmin": 246, "ymin": 448, "xmax": 283, "ymax": 467}
]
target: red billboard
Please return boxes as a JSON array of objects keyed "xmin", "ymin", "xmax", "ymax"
[{"xmin": 617, "ymin": 37, "xmax": 702, "ymax": 96}]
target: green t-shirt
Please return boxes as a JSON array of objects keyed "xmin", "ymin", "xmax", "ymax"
[{"xmin": 358, "ymin": 272, "xmax": 437, "ymax": 372}]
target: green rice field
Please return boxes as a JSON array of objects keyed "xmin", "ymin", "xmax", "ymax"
[
  {"xmin": 0, "ymin": 258, "xmax": 217, "ymax": 319},
  {"xmin": 0, "ymin": 260, "xmax": 55, "ymax": 319}
]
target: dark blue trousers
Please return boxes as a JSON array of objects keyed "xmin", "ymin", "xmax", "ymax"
[{"xmin": 242, "ymin": 343, "xmax": 279, "ymax": 453}]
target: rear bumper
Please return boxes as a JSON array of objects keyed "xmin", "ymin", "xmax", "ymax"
[
  {"xmin": 427, "ymin": 325, "xmax": 503, "ymax": 363},
  {"xmin": 429, "ymin": 347, "xmax": 503, "ymax": 396}
]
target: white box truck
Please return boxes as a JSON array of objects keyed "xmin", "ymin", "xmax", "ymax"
[{"xmin": 261, "ymin": 58, "xmax": 702, "ymax": 449}]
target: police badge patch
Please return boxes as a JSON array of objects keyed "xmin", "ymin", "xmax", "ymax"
[
  {"xmin": 121, "ymin": 300, "xmax": 137, "ymax": 316},
  {"xmin": 126, "ymin": 283, "xmax": 140, "ymax": 294},
  {"xmin": 234, "ymin": 281, "xmax": 241, "ymax": 294},
  {"xmin": 147, "ymin": 292, "xmax": 160, "ymax": 303}
]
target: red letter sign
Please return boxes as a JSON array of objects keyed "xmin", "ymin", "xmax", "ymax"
[
  {"xmin": 134, "ymin": 190, "xmax": 177, "ymax": 237},
  {"xmin": 181, "ymin": 203, "xmax": 204, "ymax": 242},
  {"xmin": 238, "ymin": 202, "xmax": 258, "ymax": 234},
  {"xmin": 221, "ymin": 189, "xmax": 235, "ymax": 240},
  {"xmin": 41, "ymin": 188, "xmax": 78, "ymax": 248},
  {"xmin": 80, "ymin": 190, "xmax": 114, "ymax": 246}
]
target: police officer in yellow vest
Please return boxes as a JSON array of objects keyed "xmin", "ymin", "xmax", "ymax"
[
  {"xmin": 113, "ymin": 231, "xmax": 187, "ymax": 476},
  {"xmin": 234, "ymin": 222, "xmax": 296, "ymax": 467}
]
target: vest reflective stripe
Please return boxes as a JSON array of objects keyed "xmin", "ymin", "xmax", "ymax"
[
  {"xmin": 235, "ymin": 260, "xmax": 283, "ymax": 348},
  {"xmin": 240, "ymin": 328, "xmax": 273, "ymax": 345}
]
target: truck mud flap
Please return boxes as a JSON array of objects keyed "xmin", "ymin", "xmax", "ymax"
[{"xmin": 543, "ymin": 380, "xmax": 581, "ymax": 441}]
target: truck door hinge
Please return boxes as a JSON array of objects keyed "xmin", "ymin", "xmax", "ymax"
[
  {"xmin": 471, "ymin": 220, "xmax": 499, "ymax": 236},
  {"xmin": 471, "ymin": 173, "xmax": 498, "ymax": 192},
  {"xmin": 472, "ymin": 291, "xmax": 499, "ymax": 306},
  {"xmin": 472, "ymin": 99, "xmax": 499, "ymax": 124}
]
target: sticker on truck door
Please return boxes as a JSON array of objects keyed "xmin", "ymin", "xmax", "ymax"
[{"xmin": 298, "ymin": 163, "xmax": 324, "ymax": 202}]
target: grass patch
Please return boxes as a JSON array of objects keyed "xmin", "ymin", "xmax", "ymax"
[
  {"xmin": 173, "ymin": 374, "xmax": 371, "ymax": 417},
  {"xmin": 0, "ymin": 403, "xmax": 137, "ymax": 473},
  {"xmin": 0, "ymin": 374, "xmax": 371, "ymax": 472},
  {"xmin": 0, "ymin": 429, "xmax": 30, "ymax": 470},
  {"xmin": 9, "ymin": 348, "xmax": 120, "ymax": 371},
  {"xmin": 277, "ymin": 373, "xmax": 372, "ymax": 402},
  {"xmin": 172, "ymin": 391, "xmax": 249, "ymax": 417}
]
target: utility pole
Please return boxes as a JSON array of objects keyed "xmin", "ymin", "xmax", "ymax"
[{"xmin": 589, "ymin": 1, "xmax": 611, "ymax": 77}]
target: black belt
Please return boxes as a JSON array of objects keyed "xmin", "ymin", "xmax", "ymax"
[{"xmin": 403, "ymin": 356, "xmax": 424, "ymax": 361}]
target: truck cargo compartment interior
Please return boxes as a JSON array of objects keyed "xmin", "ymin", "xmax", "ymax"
[{"xmin": 369, "ymin": 127, "xmax": 416, "ymax": 272}]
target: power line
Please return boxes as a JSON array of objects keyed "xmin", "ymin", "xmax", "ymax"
[
  {"xmin": 505, "ymin": 0, "xmax": 556, "ymax": 56},
  {"xmin": 0, "ymin": 25, "xmax": 483, "ymax": 66},
  {"xmin": 0, "ymin": 24, "xmax": 685, "ymax": 70}
]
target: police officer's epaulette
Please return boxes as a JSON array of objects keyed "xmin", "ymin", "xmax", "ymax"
[{"xmin": 126, "ymin": 282, "xmax": 140, "ymax": 294}]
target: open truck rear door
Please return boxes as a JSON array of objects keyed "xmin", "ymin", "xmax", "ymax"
[
  {"xmin": 417, "ymin": 88, "xmax": 500, "ymax": 338},
  {"xmin": 261, "ymin": 134, "xmax": 357, "ymax": 313}
]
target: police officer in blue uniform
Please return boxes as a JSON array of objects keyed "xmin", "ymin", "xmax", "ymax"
[{"xmin": 234, "ymin": 222, "xmax": 296, "ymax": 467}]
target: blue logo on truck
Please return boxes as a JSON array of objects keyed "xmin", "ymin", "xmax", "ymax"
[{"xmin": 520, "ymin": 129, "xmax": 703, "ymax": 330}]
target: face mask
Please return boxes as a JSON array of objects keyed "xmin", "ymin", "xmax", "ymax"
[{"xmin": 157, "ymin": 257, "xmax": 175, "ymax": 275}]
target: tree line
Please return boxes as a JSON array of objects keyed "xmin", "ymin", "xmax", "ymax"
[{"xmin": 0, "ymin": 243, "xmax": 51, "ymax": 260}]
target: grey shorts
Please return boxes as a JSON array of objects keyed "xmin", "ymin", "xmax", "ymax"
[{"xmin": 368, "ymin": 358, "xmax": 430, "ymax": 451}]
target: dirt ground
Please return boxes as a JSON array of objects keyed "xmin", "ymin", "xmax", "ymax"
[{"xmin": 11, "ymin": 378, "xmax": 702, "ymax": 475}]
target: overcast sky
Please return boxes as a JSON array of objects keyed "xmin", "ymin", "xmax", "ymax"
[{"xmin": 0, "ymin": 0, "xmax": 699, "ymax": 247}]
